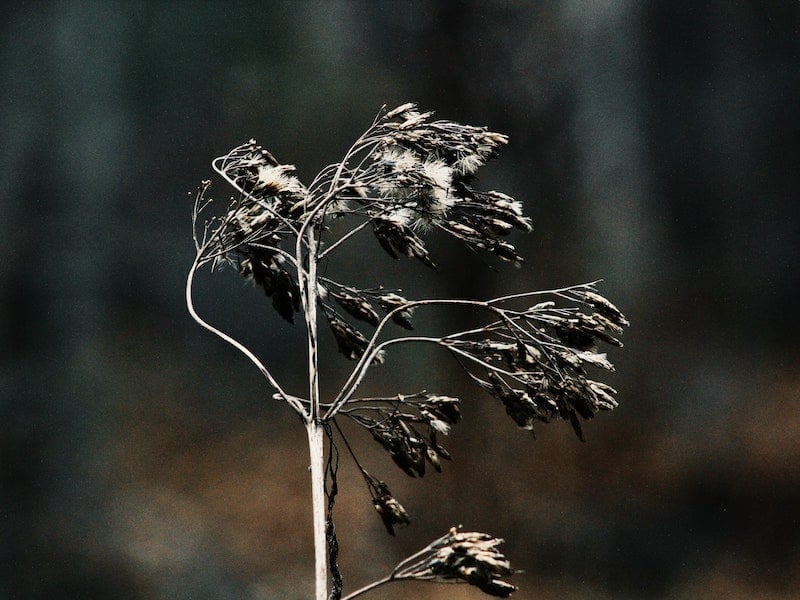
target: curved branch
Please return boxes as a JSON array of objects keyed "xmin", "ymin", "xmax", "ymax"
[
  {"xmin": 317, "ymin": 218, "xmax": 373, "ymax": 260},
  {"xmin": 325, "ymin": 285, "xmax": 608, "ymax": 420},
  {"xmin": 186, "ymin": 254, "xmax": 307, "ymax": 417},
  {"xmin": 488, "ymin": 280, "xmax": 602, "ymax": 305},
  {"xmin": 341, "ymin": 575, "xmax": 394, "ymax": 600},
  {"xmin": 325, "ymin": 297, "xmax": 507, "ymax": 419}
]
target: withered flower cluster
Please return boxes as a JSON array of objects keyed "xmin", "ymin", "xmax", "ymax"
[
  {"xmin": 344, "ymin": 393, "xmax": 462, "ymax": 478},
  {"xmin": 345, "ymin": 103, "xmax": 532, "ymax": 269},
  {"xmin": 391, "ymin": 527, "xmax": 516, "ymax": 598},
  {"xmin": 194, "ymin": 104, "xmax": 530, "ymax": 365},
  {"xmin": 445, "ymin": 284, "xmax": 629, "ymax": 440},
  {"xmin": 195, "ymin": 140, "xmax": 309, "ymax": 323}
]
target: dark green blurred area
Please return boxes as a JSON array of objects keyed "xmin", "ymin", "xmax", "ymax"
[{"xmin": 2, "ymin": 2, "xmax": 798, "ymax": 599}]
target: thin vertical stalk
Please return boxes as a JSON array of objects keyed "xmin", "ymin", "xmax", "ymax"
[
  {"xmin": 307, "ymin": 420, "xmax": 328, "ymax": 600},
  {"xmin": 299, "ymin": 224, "xmax": 327, "ymax": 599},
  {"xmin": 303, "ymin": 228, "xmax": 321, "ymax": 422}
]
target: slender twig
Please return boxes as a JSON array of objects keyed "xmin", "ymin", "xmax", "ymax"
[
  {"xmin": 327, "ymin": 298, "xmax": 513, "ymax": 417},
  {"xmin": 318, "ymin": 219, "xmax": 373, "ymax": 259},
  {"xmin": 185, "ymin": 256, "xmax": 305, "ymax": 415}
]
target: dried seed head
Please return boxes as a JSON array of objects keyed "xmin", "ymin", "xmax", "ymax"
[
  {"xmin": 376, "ymin": 292, "xmax": 415, "ymax": 330},
  {"xmin": 575, "ymin": 350, "xmax": 614, "ymax": 370},
  {"xmin": 555, "ymin": 312, "xmax": 623, "ymax": 350},
  {"xmin": 384, "ymin": 102, "xmax": 418, "ymax": 119},
  {"xmin": 420, "ymin": 527, "xmax": 517, "ymax": 598},
  {"xmin": 588, "ymin": 380, "xmax": 619, "ymax": 410},
  {"xmin": 348, "ymin": 393, "xmax": 461, "ymax": 478},
  {"xmin": 367, "ymin": 417, "xmax": 427, "ymax": 478},
  {"xmin": 254, "ymin": 163, "xmax": 307, "ymax": 200},
  {"xmin": 331, "ymin": 291, "xmax": 381, "ymax": 327},
  {"xmin": 439, "ymin": 284, "xmax": 627, "ymax": 439},
  {"xmin": 453, "ymin": 151, "xmax": 485, "ymax": 176},
  {"xmin": 373, "ymin": 147, "xmax": 456, "ymax": 229},
  {"xmin": 373, "ymin": 218, "xmax": 436, "ymax": 268},
  {"xmin": 241, "ymin": 250, "xmax": 302, "ymax": 323},
  {"xmin": 421, "ymin": 410, "xmax": 452, "ymax": 434},
  {"xmin": 582, "ymin": 290, "xmax": 630, "ymax": 327},
  {"xmin": 371, "ymin": 480, "xmax": 410, "ymax": 536},
  {"xmin": 425, "ymin": 395, "xmax": 462, "ymax": 425},
  {"xmin": 326, "ymin": 312, "xmax": 385, "ymax": 363},
  {"xmin": 485, "ymin": 372, "xmax": 541, "ymax": 431}
]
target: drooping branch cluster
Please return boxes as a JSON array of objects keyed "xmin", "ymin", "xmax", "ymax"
[
  {"xmin": 363, "ymin": 474, "xmax": 410, "ymax": 537},
  {"xmin": 328, "ymin": 282, "xmax": 628, "ymax": 550},
  {"xmin": 323, "ymin": 103, "xmax": 533, "ymax": 269},
  {"xmin": 443, "ymin": 284, "xmax": 629, "ymax": 441},
  {"xmin": 343, "ymin": 393, "xmax": 462, "ymax": 478},
  {"xmin": 191, "ymin": 140, "xmax": 309, "ymax": 323},
  {"xmin": 335, "ymin": 392, "xmax": 461, "ymax": 537}
]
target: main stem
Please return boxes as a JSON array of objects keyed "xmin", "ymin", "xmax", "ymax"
[
  {"xmin": 300, "ymin": 225, "xmax": 328, "ymax": 600},
  {"xmin": 307, "ymin": 420, "xmax": 327, "ymax": 600}
]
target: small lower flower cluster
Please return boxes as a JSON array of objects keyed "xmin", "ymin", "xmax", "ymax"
[{"xmin": 395, "ymin": 527, "xmax": 517, "ymax": 598}]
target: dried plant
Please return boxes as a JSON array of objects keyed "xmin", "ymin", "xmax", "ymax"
[{"xmin": 186, "ymin": 103, "xmax": 628, "ymax": 599}]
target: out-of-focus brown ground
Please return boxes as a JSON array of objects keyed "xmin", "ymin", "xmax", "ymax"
[{"xmin": 99, "ymin": 323, "xmax": 799, "ymax": 600}]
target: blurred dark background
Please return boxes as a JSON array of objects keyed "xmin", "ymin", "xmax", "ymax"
[{"xmin": 2, "ymin": 2, "xmax": 798, "ymax": 599}]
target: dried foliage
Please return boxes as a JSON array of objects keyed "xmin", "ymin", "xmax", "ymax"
[{"xmin": 187, "ymin": 103, "xmax": 628, "ymax": 598}]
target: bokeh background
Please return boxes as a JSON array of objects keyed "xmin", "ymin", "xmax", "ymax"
[{"xmin": 2, "ymin": 2, "xmax": 799, "ymax": 599}]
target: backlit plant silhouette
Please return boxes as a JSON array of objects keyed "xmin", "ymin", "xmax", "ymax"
[{"xmin": 186, "ymin": 103, "xmax": 628, "ymax": 599}]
